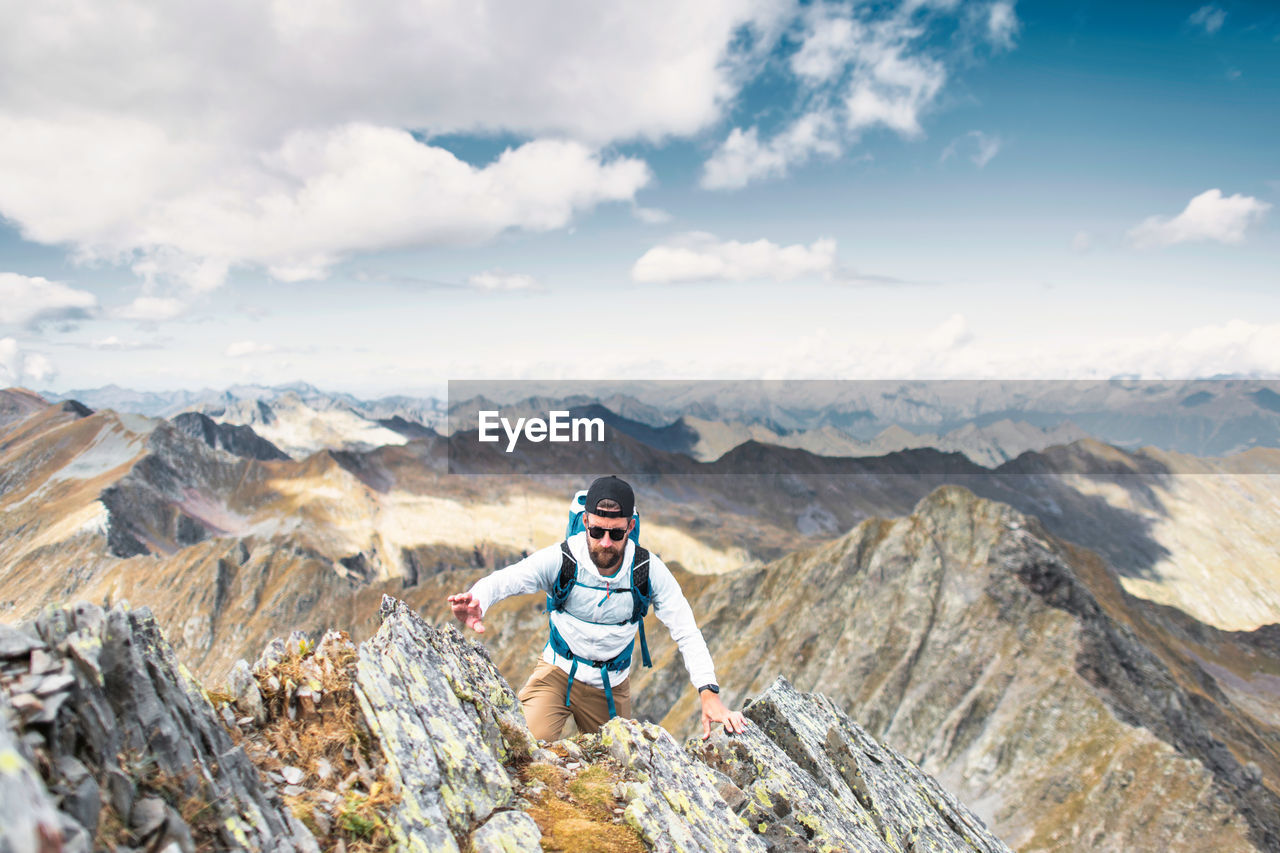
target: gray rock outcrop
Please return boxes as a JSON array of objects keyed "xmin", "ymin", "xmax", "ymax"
[
  {"xmin": 2, "ymin": 595, "xmax": 1008, "ymax": 852},
  {"xmin": 170, "ymin": 411, "xmax": 292, "ymax": 462},
  {"xmin": 0, "ymin": 602, "xmax": 316, "ymax": 853}
]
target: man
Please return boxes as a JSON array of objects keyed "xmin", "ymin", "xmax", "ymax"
[{"xmin": 448, "ymin": 475, "xmax": 747, "ymax": 742}]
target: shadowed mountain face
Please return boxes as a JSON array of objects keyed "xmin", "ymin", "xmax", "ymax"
[{"xmin": 170, "ymin": 411, "xmax": 292, "ymax": 461}]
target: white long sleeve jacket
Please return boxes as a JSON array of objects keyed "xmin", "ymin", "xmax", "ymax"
[{"xmin": 469, "ymin": 532, "xmax": 718, "ymax": 690}]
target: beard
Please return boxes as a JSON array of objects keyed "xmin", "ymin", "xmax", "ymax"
[{"xmin": 588, "ymin": 540, "xmax": 624, "ymax": 573}]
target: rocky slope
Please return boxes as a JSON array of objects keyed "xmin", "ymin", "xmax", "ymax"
[
  {"xmin": 432, "ymin": 487, "xmax": 1280, "ymax": 851},
  {"xmin": 1, "ymin": 596, "xmax": 1009, "ymax": 853},
  {"xmin": 170, "ymin": 412, "xmax": 292, "ymax": 462}
]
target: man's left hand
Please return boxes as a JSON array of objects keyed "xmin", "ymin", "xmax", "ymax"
[{"xmin": 700, "ymin": 690, "xmax": 748, "ymax": 740}]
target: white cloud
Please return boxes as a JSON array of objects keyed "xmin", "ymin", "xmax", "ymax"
[
  {"xmin": 0, "ymin": 120, "xmax": 651, "ymax": 292},
  {"xmin": 1129, "ymin": 189, "xmax": 1271, "ymax": 248},
  {"xmin": 404, "ymin": 316, "xmax": 1280, "ymax": 382},
  {"xmin": 0, "ymin": 2, "xmax": 789, "ymax": 145},
  {"xmin": 634, "ymin": 207, "xmax": 673, "ymax": 225},
  {"xmin": 0, "ymin": 273, "xmax": 98, "ymax": 327},
  {"xmin": 0, "ymin": 337, "xmax": 56, "ymax": 386},
  {"xmin": 114, "ymin": 297, "xmax": 188, "ymax": 322},
  {"xmin": 0, "ymin": 1, "xmax": 791, "ymax": 293},
  {"xmin": 701, "ymin": 113, "xmax": 841, "ymax": 189},
  {"xmin": 790, "ymin": 10, "xmax": 864, "ymax": 83},
  {"xmin": 1072, "ymin": 231, "xmax": 1092, "ymax": 253},
  {"xmin": 923, "ymin": 313, "xmax": 974, "ymax": 351},
  {"xmin": 941, "ymin": 130, "xmax": 1002, "ymax": 167},
  {"xmin": 90, "ymin": 336, "xmax": 159, "ymax": 351},
  {"xmin": 631, "ymin": 233, "xmax": 837, "ymax": 283},
  {"xmin": 1188, "ymin": 5, "xmax": 1226, "ymax": 34},
  {"xmin": 467, "ymin": 271, "xmax": 541, "ymax": 292},
  {"xmin": 226, "ymin": 340, "xmax": 278, "ymax": 358},
  {"xmin": 986, "ymin": 1, "xmax": 1019, "ymax": 49},
  {"xmin": 844, "ymin": 49, "xmax": 946, "ymax": 138},
  {"xmin": 705, "ymin": 0, "xmax": 1015, "ymax": 190},
  {"xmin": 745, "ymin": 318, "xmax": 1280, "ymax": 381}
]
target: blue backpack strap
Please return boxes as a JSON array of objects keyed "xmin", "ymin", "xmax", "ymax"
[
  {"xmin": 600, "ymin": 666, "xmax": 616, "ymax": 718},
  {"xmin": 631, "ymin": 546, "xmax": 653, "ymax": 668},
  {"xmin": 546, "ymin": 540, "xmax": 577, "ymax": 613},
  {"xmin": 545, "ymin": 535, "xmax": 652, "ymax": 715},
  {"xmin": 549, "ymin": 617, "xmax": 634, "ymax": 718}
]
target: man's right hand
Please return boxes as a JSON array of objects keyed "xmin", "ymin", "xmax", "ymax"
[{"xmin": 447, "ymin": 591, "xmax": 485, "ymax": 633}]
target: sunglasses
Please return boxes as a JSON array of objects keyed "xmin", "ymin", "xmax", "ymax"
[{"xmin": 587, "ymin": 526, "xmax": 629, "ymax": 542}]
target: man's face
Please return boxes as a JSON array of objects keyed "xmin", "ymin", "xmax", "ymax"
[{"xmin": 584, "ymin": 512, "xmax": 633, "ymax": 573}]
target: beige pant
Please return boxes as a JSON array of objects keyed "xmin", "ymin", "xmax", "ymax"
[{"xmin": 517, "ymin": 659, "xmax": 632, "ymax": 741}]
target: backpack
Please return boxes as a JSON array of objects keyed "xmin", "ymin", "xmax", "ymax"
[{"xmin": 544, "ymin": 489, "xmax": 653, "ymax": 718}]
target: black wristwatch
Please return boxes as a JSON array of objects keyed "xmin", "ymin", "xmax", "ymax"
[{"xmin": 698, "ymin": 684, "xmax": 720, "ymax": 695}]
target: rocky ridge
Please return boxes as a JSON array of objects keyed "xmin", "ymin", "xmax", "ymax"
[
  {"xmin": 1, "ymin": 596, "xmax": 1009, "ymax": 853},
  {"xmin": 446, "ymin": 486, "xmax": 1280, "ymax": 851}
]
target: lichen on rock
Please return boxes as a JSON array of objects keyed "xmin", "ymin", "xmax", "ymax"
[
  {"xmin": 602, "ymin": 716, "xmax": 768, "ymax": 852},
  {"xmin": 0, "ymin": 602, "xmax": 317, "ymax": 853},
  {"xmin": 2, "ymin": 595, "xmax": 1014, "ymax": 853},
  {"xmin": 740, "ymin": 677, "xmax": 1010, "ymax": 853}
]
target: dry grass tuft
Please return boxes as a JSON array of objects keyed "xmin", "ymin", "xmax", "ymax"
[
  {"xmin": 516, "ymin": 756, "xmax": 644, "ymax": 853},
  {"xmin": 93, "ymin": 752, "xmax": 226, "ymax": 850},
  {"xmin": 92, "ymin": 801, "xmax": 128, "ymax": 850},
  {"xmin": 221, "ymin": 631, "xmax": 399, "ymax": 853},
  {"xmin": 496, "ymin": 715, "xmax": 533, "ymax": 766},
  {"xmin": 566, "ymin": 764, "xmax": 617, "ymax": 814}
]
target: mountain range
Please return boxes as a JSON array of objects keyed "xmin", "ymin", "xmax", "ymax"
[
  {"xmin": 43, "ymin": 378, "xmax": 1280, "ymax": 461},
  {"xmin": 4, "ymin": 384, "xmax": 1280, "ymax": 849}
]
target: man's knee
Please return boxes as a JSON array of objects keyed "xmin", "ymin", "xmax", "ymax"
[
  {"xmin": 523, "ymin": 699, "xmax": 569, "ymax": 741},
  {"xmin": 518, "ymin": 662, "xmax": 571, "ymax": 741}
]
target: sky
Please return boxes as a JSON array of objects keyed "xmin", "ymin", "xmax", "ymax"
[{"xmin": 0, "ymin": 0, "xmax": 1277, "ymax": 397}]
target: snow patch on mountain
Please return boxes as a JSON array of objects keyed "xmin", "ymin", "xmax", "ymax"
[{"xmin": 200, "ymin": 392, "xmax": 410, "ymax": 457}]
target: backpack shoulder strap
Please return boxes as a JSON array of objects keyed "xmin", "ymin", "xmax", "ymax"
[
  {"xmin": 630, "ymin": 545, "xmax": 653, "ymax": 668},
  {"xmin": 630, "ymin": 545, "xmax": 652, "ymax": 621},
  {"xmin": 547, "ymin": 540, "xmax": 578, "ymax": 612}
]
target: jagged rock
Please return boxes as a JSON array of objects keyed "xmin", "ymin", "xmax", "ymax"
[
  {"xmin": 0, "ymin": 623, "xmax": 41, "ymax": 658},
  {"xmin": 29, "ymin": 648, "xmax": 59, "ymax": 674},
  {"xmin": 600, "ymin": 678, "xmax": 1011, "ymax": 853},
  {"xmin": 601, "ymin": 717, "xmax": 768, "ymax": 853},
  {"xmin": 692, "ymin": 724, "xmax": 890, "ymax": 852},
  {"xmin": 469, "ymin": 809, "xmax": 543, "ymax": 852},
  {"xmin": 34, "ymin": 672, "xmax": 75, "ymax": 695},
  {"xmin": 129, "ymin": 795, "xmax": 168, "ymax": 838},
  {"xmin": 228, "ymin": 658, "xmax": 267, "ymax": 724},
  {"xmin": 0, "ymin": 694, "xmax": 63, "ymax": 853},
  {"xmin": 741, "ymin": 677, "xmax": 1010, "ymax": 853},
  {"xmin": 53, "ymin": 755, "xmax": 100, "ymax": 837},
  {"xmin": 170, "ymin": 411, "xmax": 292, "ymax": 461},
  {"xmin": 1, "ymin": 602, "xmax": 318, "ymax": 853},
  {"xmin": 254, "ymin": 636, "xmax": 290, "ymax": 675},
  {"xmin": 352, "ymin": 596, "xmax": 529, "ymax": 851},
  {"xmin": 4, "ymin": 595, "xmax": 1021, "ymax": 853}
]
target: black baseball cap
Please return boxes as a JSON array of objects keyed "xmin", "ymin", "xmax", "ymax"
[{"xmin": 584, "ymin": 475, "xmax": 634, "ymax": 518}]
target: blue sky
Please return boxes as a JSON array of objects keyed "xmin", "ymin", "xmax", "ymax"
[{"xmin": 0, "ymin": 1, "xmax": 1276, "ymax": 396}]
